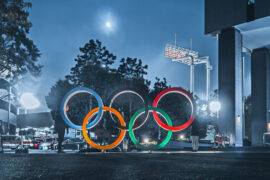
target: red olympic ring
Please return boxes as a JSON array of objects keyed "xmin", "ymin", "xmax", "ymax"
[{"xmin": 152, "ymin": 87, "xmax": 195, "ymax": 132}]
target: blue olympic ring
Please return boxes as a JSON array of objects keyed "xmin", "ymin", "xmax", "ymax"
[{"xmin": 60, "ymin": 87, "xmax": 103, "ymax": 130}]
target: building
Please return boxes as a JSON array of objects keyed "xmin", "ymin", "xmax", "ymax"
[
  {"xmin": 205, "ymin": 0, "xmax": 270, "ymax": 146},
  {"xmin": 17, "ymin": 112, "xmax": 54, "ymax": 129},
  {"xmin": 0, "ymin": 78, "xmax": 54, "ymax": 136},
  {"xmin": 0, "ymin": 79, "xmax": 17, "ymax": 135}
]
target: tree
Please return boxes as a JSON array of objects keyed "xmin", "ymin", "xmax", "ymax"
[
  {"xmin": 106, "ymin": 57, "xmax": 150, "ymax": 137},
  {"xmin": 47, "ymin": 39, "xmax": 154, "ymax": 149},
  {"xmin": 0, "ymin": 0, "xmax": 42, "ymax": 83},
  {"xmin": 45, "ymin": 79, "xmax": 74, "ymax": 152},
  {"xmin": 149, "ymin": 77, "xmax": 169, "ymax": 99},
  {"xmin": 117, "ymin": 57, "xmax": 148, "ymax": 79},
  {"xmin": 148, "ymin": 77, "xmax": 196, "ymax": 141},
  {"xmin": 46, "ymin": 39, "xmax": 120, "ymax": 149},
  {"xmin": 116, "ymin": 57, "xmax": 150, "ymax": 94},
  {"xmin": 66, "ymin": 39, "xmax": 116, "ymax": 85},
  {"xmin": 65, "ymin": 39, "xmax": 120, "ymax": 134}
]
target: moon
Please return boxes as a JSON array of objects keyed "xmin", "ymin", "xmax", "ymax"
[{"xmin": 106, "ymin": 21, "xmax": 112, "ymax": 29}]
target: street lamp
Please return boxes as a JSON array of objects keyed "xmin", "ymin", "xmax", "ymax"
[
  {"xmin": 179, "ymin": 134, "xmax": 184, "ymax": 140},
  {"xmin": 165, "ymin": 43, "xmax": 212, "ymax": 100},
  {"xmin": 201, "ymin": 104, "xmax": 208, "ymax": 111},
  {"xmin": 209, "ymin": 101, "xmax": 221, "ymax": 112},
  {"xmin": 143, "ymin": 138, "xmax": 149, "ymax": 143},
  {"xmin": 19, "ymin": 93, "xmax": 40, "ymax": 110}
]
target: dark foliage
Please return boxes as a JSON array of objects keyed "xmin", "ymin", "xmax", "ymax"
[
  {"xmin": 0, "ymin": 0, "xmax": 42, "ymax": 83},
  {"xmin": 46, "ymin": 39, "xmax": 205, "ymax": 148}
]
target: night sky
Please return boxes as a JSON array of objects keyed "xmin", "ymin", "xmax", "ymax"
[{"xmin": 25, "ymin": 0, "xmax": 251, "ymax": 112}]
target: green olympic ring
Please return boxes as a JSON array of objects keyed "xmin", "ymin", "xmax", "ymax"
[{"xmin": 129, "ymin": 107, "xmax": 173, "ymax": 149}]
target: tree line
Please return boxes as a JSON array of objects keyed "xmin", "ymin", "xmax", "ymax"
[{"xmin": 45, "ymin": 39, "xmax": 196, "ymax": 151}]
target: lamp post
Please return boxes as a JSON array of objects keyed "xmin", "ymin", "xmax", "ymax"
[
  {"xmin": 165, "ymin": 44, "xmax": 212, "ymax": 99},
  {"xmin": 7, "ymin": 84, "xmax": 11, "ymax": 135}
]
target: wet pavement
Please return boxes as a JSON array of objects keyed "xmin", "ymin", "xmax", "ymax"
[{"xmin": 0, "ymin": 152, "xmax": 270, "ymax": 180}]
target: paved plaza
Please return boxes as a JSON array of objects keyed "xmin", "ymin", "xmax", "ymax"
[{"xmin": 0, "ymin": 151, "xmax": 270, "ymax": 179}]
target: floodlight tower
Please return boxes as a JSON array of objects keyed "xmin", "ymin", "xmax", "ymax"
[{"xmin": 165, "ymin": 43, "xmax": 212, "ymax": 100}]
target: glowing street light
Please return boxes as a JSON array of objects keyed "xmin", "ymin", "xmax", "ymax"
[
  {"xmin": 165, "ymin": 43, "xmax": 212, "ymax": 99},
  {"xmin": 19, "ymin": 93, "xmax": 40, "ymax": 109},
  {"xmin": 209, "ymin": 101, "xmax": 221, "ymax": 112},
  {"xmin": 143, "ymin": 138, "xmax": 149, "ymax": 143},
  {"xmin": 201, "ymin": 104, "xmax": 208, "ymax": 111},
  {"xmin": 179, "ymin": 134, "xmax": 184, "ymax": 140}
]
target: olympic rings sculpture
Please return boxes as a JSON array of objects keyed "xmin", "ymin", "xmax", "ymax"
[{"xmin": 60, "ymin": 87, "xmax": 195, "ymax": 150}]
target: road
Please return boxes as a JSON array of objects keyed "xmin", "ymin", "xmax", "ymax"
[{"xmin": 0, "ymin": 152, "xmax": 270, "ymax": 179}]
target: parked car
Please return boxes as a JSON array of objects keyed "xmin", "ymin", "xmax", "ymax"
[
  {"xmin": 49, "ymin": 141, "xmax": 57, "ymax": 150},
  {"xmin": 34, "ymin": 138, "xmax": 44, "ymax": 145},
  {"xmin": 39, "ymin": 142, "xmax": 51, "ymax": 150},
  {"xmin": 22, "ymin": 138, "xmax": 33, "ymax": 148},
  {"xmin": 2, "ymin": 135, "xmax": 20, "ymax": 150},
  {"xmin": 37, "ymin": 138, "xmax": 57, "ymax": 150},
  {"xmin": 15, "ymin": 145, "xmax": 28, "ymax": 154},
  {"xmin": 30, "ymin": 141, "xmax": 40, "ymax": 149}
]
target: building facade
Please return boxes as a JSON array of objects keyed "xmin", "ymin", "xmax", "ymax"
[
  {"xmin": 205, "ymin": 0, "xmax": 270, "ymax": 146},
  {"xmin": 0, "ymin": 79, "xmax": 17, "ymax": 135}
]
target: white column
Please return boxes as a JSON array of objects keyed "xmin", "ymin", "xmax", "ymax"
[
  {"xmin": 206, "ymin": 62, "xmax": 211, "ymax": 101},
  {"xmin": 235, "ymin": 30, "xmax": 243, "ymax": 147},
  {"xmin": 190, "ymin": 57, "xmax": 194, "ymax": 94}
]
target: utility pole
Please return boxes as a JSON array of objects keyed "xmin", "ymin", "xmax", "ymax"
[{"xmin": 7, "ymin": 84, "xmax": 11, "ymax": 135}]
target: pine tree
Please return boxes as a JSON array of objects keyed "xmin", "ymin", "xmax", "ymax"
[{"xmin": 0, "ymin": 0, "xmax": 42, "ymax": 83}]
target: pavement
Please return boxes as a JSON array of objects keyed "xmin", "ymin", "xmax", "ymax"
[
  {"xmin": 1, "ymin": 151, "xmax": 270, "ymax": 180},
  {"xmin": 3, "ymin": 149, "xmax": 79, "ymax": 154}
]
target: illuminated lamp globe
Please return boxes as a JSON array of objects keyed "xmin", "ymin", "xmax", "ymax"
[
  {"xmin": 209, "ymin": 101, "xmax": 221, "ymax": 112},
  {"xmin": 143, "ymin": 138, "xmax": 149, "ymax": 143}
]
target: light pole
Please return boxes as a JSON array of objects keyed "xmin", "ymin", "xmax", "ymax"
[
  {"xmin": 165, "ymin": 44, "xmax": 212, "ymax": 99},
  {"xmin": 7, "ymin": 66, "xmax": 12, "ymax": 135},
  {"xmin": 7, "ymin": 84, "xmax": 11, "ymax": 135},
  {"xmin": 190, "ymin": 56, "xmax": 194, "ymax": 93}
]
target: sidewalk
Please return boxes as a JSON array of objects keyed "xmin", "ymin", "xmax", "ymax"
[
  {"xmin": 182, "ymin": 146, "xmax": 270, "ymax": 151},
  {"xmin": 2, "ymin": 148, "xmax": 79, "ymax": 154}
]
